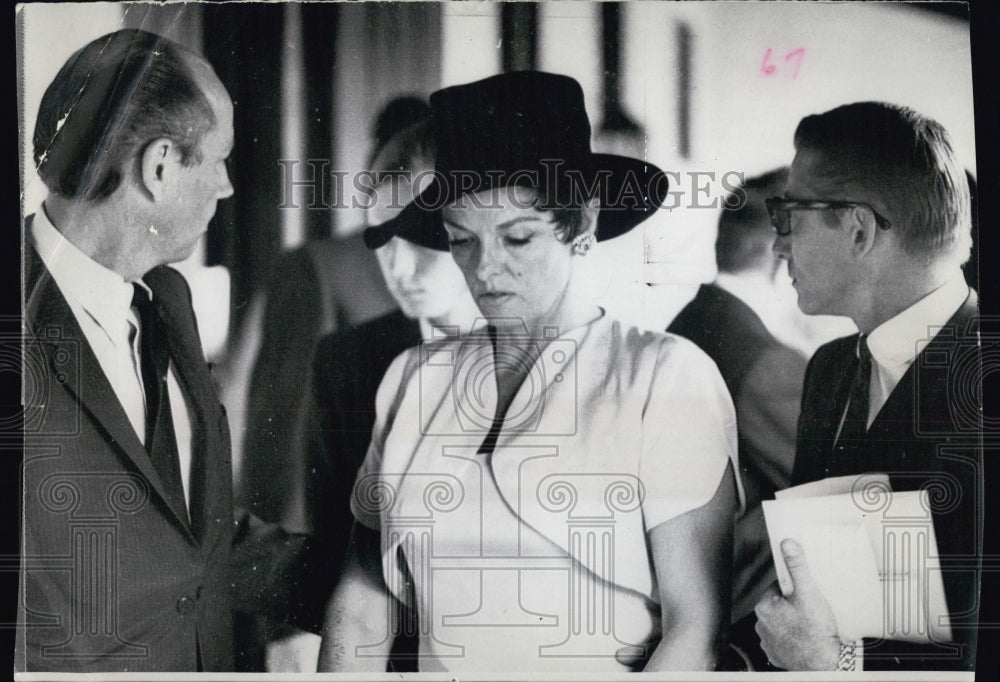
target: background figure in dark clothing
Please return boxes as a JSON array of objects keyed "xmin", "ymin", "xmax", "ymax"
[
  {"xmin": 667, "ymin": 168, "xmax": 808, "ymax": 667},
  {"xmin": 235, "ymin": 96, "xmax": 432, "ymax": 671},
  {"xmin": 306, "ymin": 116, "xmax": 480, "ymax": 670},
  {"xmin": 306, "ymin": 115, "xmax": 479, "ymax": 575},
  {"xmin": 239, "ymin": 96, "xmax": 431, "ymax": 527}
]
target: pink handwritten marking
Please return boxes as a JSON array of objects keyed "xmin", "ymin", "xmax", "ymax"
[
  {"xmin": 761, "ymin": 48, "xmax": 776, "ymax": 76},
  {"xmin": 761, "ymin": 47, "xmax": 806, "ymax": 78},
  {"xmin": 785, "ymin": 48, "xmax": 805, "ymax": 78}
]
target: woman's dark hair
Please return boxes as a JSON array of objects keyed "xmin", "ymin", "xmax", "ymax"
[
  {"xmin": 534, "ymin": 177, "xmax": 596, "ymax": 243},
  {"xmin": 34, "ymin": 29, "xmax": 215, "ymax": 201}
]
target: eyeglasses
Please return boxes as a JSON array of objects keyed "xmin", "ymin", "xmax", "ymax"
[{"xmin": 765, "ymin": 197, "xmax": 892, "ymax": 236}]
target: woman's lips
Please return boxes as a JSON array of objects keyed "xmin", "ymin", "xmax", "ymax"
[{"xmin": 477, "ymin": 291, "xmax": 514, "ymax": 302}]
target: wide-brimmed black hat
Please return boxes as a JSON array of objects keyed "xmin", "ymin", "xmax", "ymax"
[{"xmin": 363, "ymin": 71, "xmax": 669, "ymax": 251}]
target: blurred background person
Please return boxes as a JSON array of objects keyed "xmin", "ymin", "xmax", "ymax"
[
  {"xmin": 239, "ymin": 97, "xmax": 432, "ymax": 528},
  {"xmin": 302, "ymin": 117, "xmax": 481, "ymax": 672},
  {"xmin": 239, "ymin": 101, "xmax": 441, "ymax": 671},
  {"xmin": 667, "ymin": 168, "xmax": 807, "ymax": 669},
  {"xmin": 307, "ymin": 117, "xmax": 480, "ymax": 574}
]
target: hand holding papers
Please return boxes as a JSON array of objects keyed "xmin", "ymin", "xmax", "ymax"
[
  {"xmin": 754, "ymin": 539, "xmax": 843, "ymax": 671},
  {"xmin": 762, "ymin": 474, "xmax": 952, "ymax": 644}
]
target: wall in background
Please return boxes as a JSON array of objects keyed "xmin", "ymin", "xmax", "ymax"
[
  {"xmin": 331, "ymin": 2, "xmax": 443, "ymax": 236},
  {"xmin": 18, "ymin": 2, "xmax": 975, "ymax": 348}
]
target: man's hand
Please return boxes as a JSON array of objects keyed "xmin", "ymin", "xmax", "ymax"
[{"xmin": 754, "ymin": 538, "xmax": 841, "ymax": 671}]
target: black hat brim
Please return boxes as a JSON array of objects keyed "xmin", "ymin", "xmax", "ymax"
[{"xmin": 364, "ymin": 154, "xmax": 669, "ymax": 251}]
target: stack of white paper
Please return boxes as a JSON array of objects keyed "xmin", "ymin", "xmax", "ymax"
[{"xmin": 762, "ymin": 474, "xmax": 952, "ymax": 643}]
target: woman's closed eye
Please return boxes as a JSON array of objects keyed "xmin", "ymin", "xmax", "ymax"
[{"xmin": 504, "ymin": 235, "xmax": 532, "ymax": 247}]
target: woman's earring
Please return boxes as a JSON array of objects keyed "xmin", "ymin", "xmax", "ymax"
[{"xmin": 571, "ymin": 232, "xmax": 596, "ymax": 256}]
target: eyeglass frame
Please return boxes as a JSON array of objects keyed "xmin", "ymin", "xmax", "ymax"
[{"xmin": 765, "ymin": 197, "xmax": 892, "ymax": 236}]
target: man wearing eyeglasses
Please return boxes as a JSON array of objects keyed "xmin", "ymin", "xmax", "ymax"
[{"xmin": 753, "ymin": 102, "xmax": 980, "ymax": 671}]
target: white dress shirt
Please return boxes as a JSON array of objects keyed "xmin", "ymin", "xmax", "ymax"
[
  {"xmin": 864, "ymin": 276, "xmax": 970, "ymax": 427},
  {"xmin": 32, "ymin": 207, "xmax": 194, "ymax": 511}
]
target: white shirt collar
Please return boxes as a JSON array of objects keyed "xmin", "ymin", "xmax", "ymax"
[
  {"xmin": 866, "ymin": 276, "xmax": 969, "ymax": 368},
  {"xmin": 31, "ymin": 205, "xmax": 138, "ymax": 340}
]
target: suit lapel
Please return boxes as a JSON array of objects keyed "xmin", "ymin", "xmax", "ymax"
[
  {"xmin": 25, "ymin": 241, "xmax": 198, "ymax": 542},
  {"xmin": 861, "ymin": 290, "xmax": 978, "ymax": 468},
  {"xmin": 819, "ymin": 338, "xmax": 859, "ymax": 476}
]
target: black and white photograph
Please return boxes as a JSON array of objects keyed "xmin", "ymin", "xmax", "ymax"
[{"xmin": 10, "ymin": 0, "xmax": 997, "ymax": 678}]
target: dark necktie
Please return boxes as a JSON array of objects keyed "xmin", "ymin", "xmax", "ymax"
[
  {"xmin": 132, "ymin": 284, "xmax": 187, "ymax": 518},
  {"xmin": 834, "ymin": 334, "xmax": 873, "ymax": 466}
]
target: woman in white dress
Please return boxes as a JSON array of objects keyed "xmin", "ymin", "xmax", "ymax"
[{"xmin": 319, "ymin": 72, "xmax": 742, "ymax": 673}]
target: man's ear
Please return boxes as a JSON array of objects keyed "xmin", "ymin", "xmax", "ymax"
[
  {"xmin": 139, "ymin": 138, "xmax": 180, "ymax": 201},
  {"xmin": 849, "ymin": 206, "xmax": 878, "ymax": 257}
]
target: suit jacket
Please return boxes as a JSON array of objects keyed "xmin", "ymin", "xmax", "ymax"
[
  {"xmin": 240, "ymin": 234, "xmax": 397, "ymax": 528},
  {"xmin": 18, "ymin": 233, "xmax": 331, "ymax": 672},
  {"xmin": 669, "ymin": 283, "xmax": 807, "ymax": 621},
  {"xmin": 794, "ymin": 290, "xmax": 982, "ymax": 671}
]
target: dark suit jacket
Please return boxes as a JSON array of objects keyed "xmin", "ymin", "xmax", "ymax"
[
  {"xmin": 18, "ymin": 236, "xmax": 331, "ymax": 672},
  {"xmin": 794, "ymin": 291, "xmax": 982, "ymax": 671},
  {"xmin": 668, "ymin": 283, "xmax": 807, "ymax": 621},
  {"xmin": 306, "ymin": 310, "xmax": 421, "ymax": 558},
  {"xmin": 240, "ymin": 234, "xmax": 397, "ymax": 528}
]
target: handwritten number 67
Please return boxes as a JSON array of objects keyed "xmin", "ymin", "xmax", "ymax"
[{"xmin": 761, "ymin": 48, "xmax": 805, "ymax": 78}]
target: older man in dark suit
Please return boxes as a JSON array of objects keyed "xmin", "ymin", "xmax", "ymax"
[
  {"xmin": 18, "ymin": 29, "xmax": 330, "ymax": 672},
  {"xmin": 754, "ymin": 102, "xmax": 981, "ymax": 671}
]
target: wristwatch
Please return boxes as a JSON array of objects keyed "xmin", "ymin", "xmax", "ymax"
[{"xmin": 837, "ymin": 640, "xmax": 858, "ymax": 671}]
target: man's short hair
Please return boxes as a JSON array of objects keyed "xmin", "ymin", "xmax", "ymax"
[
  {"xmin": 793, "ymin": 102, "xmax": 971, "ymax": 265},
  {"xmin": 370, "ymin": 117, "xmax": 435, "ymax": 177},
  {"xmin": 716, "ymin": 167, "xmax": 789, "ymax": 274},
  {"xmin": 367, "ymin": 96, "xmax": 433, "ymax": 171},
  {"xmin": 34, "ymin": 29, "xmax": 216, "ymax": 201}
]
